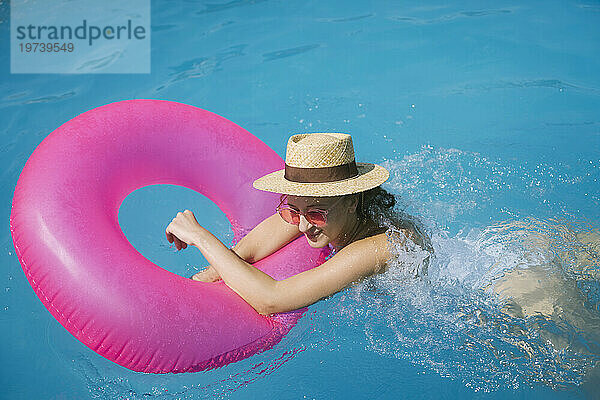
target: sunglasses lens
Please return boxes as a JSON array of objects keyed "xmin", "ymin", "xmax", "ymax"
[
  {"xmin": 305, "ymin": 211, "xmax": 327, "ymax": 227},
  {"xmin": 279, "ymin": 208, "xmax": 300, "ymax": 225}
]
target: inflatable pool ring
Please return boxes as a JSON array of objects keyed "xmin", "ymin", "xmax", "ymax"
[{"xmin": 10, "ymin": 99, "xmax": 330, "ymax": 373}]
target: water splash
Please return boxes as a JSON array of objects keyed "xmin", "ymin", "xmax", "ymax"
[
  {"xmin": 321, "ymin": 146, "xmax": 600, "ymax": 391},
  {"xmin": 382, "ymin": 145, "xmax": 599, "ymax": 230},
  {"xmin": 332, "ymin": 216, "xmax": 599, "ymax": 391}
]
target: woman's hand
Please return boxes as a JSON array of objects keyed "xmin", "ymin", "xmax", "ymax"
[
  {"xmin": 191, "ymin": 266, "xmax": 222, "ymax": 282},
  {"xmin": 165, "ymin": 210, "xmax": 204, "ymax": 250}
]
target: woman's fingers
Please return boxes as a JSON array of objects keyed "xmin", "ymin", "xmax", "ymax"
[
  {"xmin": 174, "ymin": 236, "xmax": 187, "ymax": 250},
  {"xmin": 166, "ymin": 228, "xmax": 188, "ymax": 251},
  {"xmin": 190, "ymin": 271, "xmax": 204, "ymax": 281},
  {"xmin": 166, "ymin": 210, "xmax": 203, "ymax": 250},
  {"xmin": 165, "ymin": 210, "xmax": 203, "ymax": 249},
  {"xmin": 191, "ymin": 267, "xmax": 221, "ymax": 282}
]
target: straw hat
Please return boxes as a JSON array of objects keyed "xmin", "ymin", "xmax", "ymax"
[{"xmin": 253, "ymin": 133, "xmax": 389, "ymax": 197}]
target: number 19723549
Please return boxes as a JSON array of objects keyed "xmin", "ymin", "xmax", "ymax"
[{"xmin": 19, "ymin": 42, "xmax": 74, "ymax": 52}]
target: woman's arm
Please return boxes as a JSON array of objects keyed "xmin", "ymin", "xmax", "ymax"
[
  {"xmin": 191, "ymin": 213, "xmax": 302, "ymax": 281},
  {"xmin": 230, "ymin": 213, "xmax": 303, "ymax": 264},
  {"xmin": 166, "ymin": 210, "xmax": 395, "ymax": 315},
  {"xmin": 260, "ymin": 233, "xmax": 393, "ymax": 314},
  {"xmin": 199, "ymin": 230, "xmax": 393, "ymax": 315}
]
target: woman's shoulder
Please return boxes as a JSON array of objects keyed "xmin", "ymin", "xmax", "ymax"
[
  {"xmin": 332, "ymin": 217, "xmax": 433, "ymax": 275},
  {"xmin": 361, "ymin": 220, "xmax": 428, "ymax": 251},
  {"xmin": 336, "ymin": 231, "xmax": 395, "ymax": 274},
  {"xmin": 352, "ymin": 220, "xmax": 429, "ymax": 253}
]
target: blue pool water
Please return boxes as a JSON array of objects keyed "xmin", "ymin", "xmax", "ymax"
[{"xmin": 1, "ymin": 0, "xmax": 599, "ymax": 399}]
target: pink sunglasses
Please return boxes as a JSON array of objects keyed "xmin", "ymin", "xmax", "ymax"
[{"xmin": 276, "ymin": 195, "xmax": 345, "ymax": 227}]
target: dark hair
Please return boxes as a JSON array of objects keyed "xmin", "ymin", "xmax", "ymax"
[
  {"xmin": 355, "ymin": 186, "xmax": 433, "ymax": 253},
  {"xmin": 355, "ymin": 186, "xmax": 396, "ymax": 222}
]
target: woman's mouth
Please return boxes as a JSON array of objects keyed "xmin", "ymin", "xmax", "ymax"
[{"xmin": 305, "ymin": 230, "xmax": 321, "ymax": 241}]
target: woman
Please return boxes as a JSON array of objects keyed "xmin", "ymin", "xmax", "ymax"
[{"xmin": 165, "ymin": 133, "xmax": 432, "ymax": 315}]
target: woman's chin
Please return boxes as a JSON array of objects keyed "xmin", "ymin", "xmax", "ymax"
[{"xmin": 305, "ymin": 235, "xmax": 329, "ymax": 248}]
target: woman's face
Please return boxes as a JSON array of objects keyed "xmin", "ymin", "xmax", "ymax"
[{"xmin": 286, "ymin": 195, "xmax": 358, "ymax": 248}]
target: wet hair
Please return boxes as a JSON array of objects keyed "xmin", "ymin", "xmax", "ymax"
[
  {"xmin": 354, "ymin": 186, "xmax": 395, "ymax": 222},
  {"xmin": 354, "ymin": 186, "xmax": 433, "ymax": 253}
]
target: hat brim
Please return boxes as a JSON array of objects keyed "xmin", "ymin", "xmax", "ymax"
[{"xmin": 252, "ymin": 162, "xmax": 389, "ymax": 197}]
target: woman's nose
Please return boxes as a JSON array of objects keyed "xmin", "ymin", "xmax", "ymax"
[{"xmin": 297, "ymin": 214, "xmax": 313, "ymax": 232}]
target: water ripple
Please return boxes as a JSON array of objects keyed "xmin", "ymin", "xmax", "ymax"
[
  {"xmin": 152, "ymin": 24, "xmax": 177, "ymax": 32},
  {"xmin": 544, "ymin": 121, "xmax": 597, "ymax": 127},
  {"xmin": 442, "ymin": 78, "xmax": 599, "ymax": 95},
  {"xmin": 0, "ymin": 90, "xmax": 77, "ymax": 107},
  {"xmin": 577, "ymin": 4, "xmax": 600, "ymax": 12},
  {"xmin": 316, "ymin": 14, "xmax": 374, "ymax": 23},
  {"xmin": 76, "ymin": 50, "xmax": 123, "ymax": 72},
  {"xmin": 390, "ymin": 8, "xmax": 513, "ymax": 25},
  {"xmin": 156, "ymin": 44, "xmax": 247, "ymax": 91},
  {"xmin": 195, "ymin": 0, "xmax": 268, "ymax": 15},
  {"xmin": 262, "ymin": 44, "xmax": 321, "ymax": 62}
]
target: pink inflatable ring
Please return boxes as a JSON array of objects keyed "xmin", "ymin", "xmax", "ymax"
[{"xmin": 10, "ymin": 99, "xmax": 329, "ymax": 373}]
